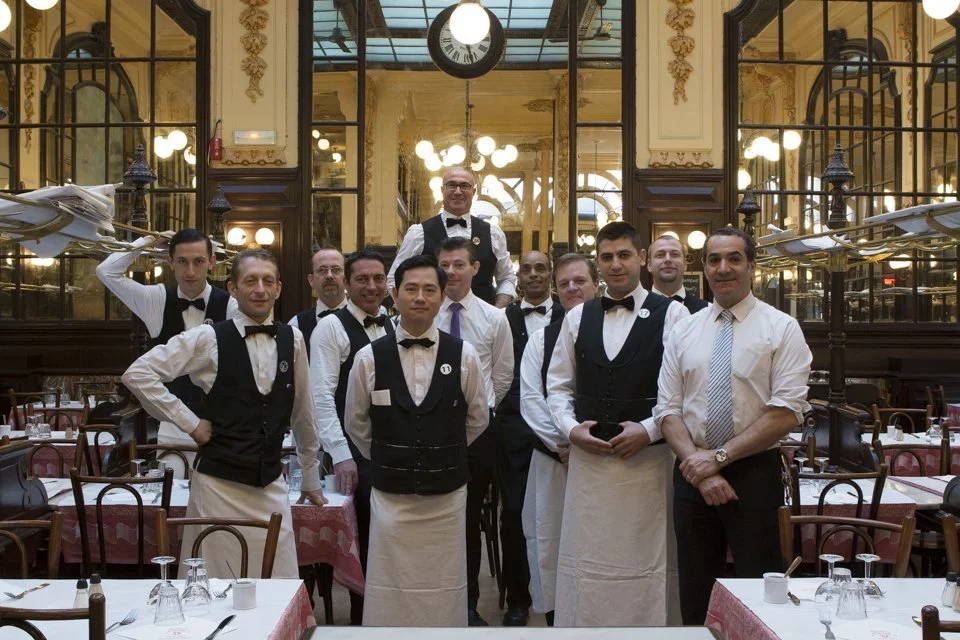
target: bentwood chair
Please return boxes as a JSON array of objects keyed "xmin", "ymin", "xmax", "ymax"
[
  {"xmin": 921, "ymin": 605, "xmax": 960, "ymax": 640},
  {"xmin": 0, "ymin": 592, "xmax": 105, "ymax": 640},
  {"xmin": 872, "ymin": 438, "xmax": 929, "ymax": 476},
  {"xmin": 0, "ymin": 512, "xmax": 63, "ymax": 578},
  {"xmin": 128, "ymin": 440, "xmax": 197, "ymax": 479},
  {"xmin": 75, "ymin": 424, "xmax": 120, "ymax": 476},
  {"xmin": 6, "ymin": 390, "xmax": 61, "ymax": 430},
  {"xmin": 156, "ymin": 511, "xmax": 283, "ymax": 579},
  {"xmin": 940, "ymin": 514, "xmax": 960, "ymax": 574},
  {"xmin": 26, "ymin": 439, "xmax": 86, "ymax": 478},
  {"xmin": 872, "ymin": 404, "xmax": 932, "ymax": 434}
]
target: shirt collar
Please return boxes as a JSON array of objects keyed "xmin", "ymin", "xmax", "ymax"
[
  {"xmin": 521, "ymin": 297, "xmax": 553, "ymax": 312},
  {"xmin": 178, "ymin": 282, "xmax": 211, "ymax": 302},
  {"xmin": 232, "ymin": 310, "xmax": 275, "ymax": 333},
  {"xmin": 710, "ymin": 292, "xmax": 756, "ymax": 323},
  {"xmin": 346, "ymin": 299, "xmax": 383, "ymax": 324},
  {"xmin": 316, "ymin": 297, "xmax": 347, "ymax": 313},
  {"xmin": 443, "ymin": 290, "xmax": 476, "ymax": 311},
  {"xmin": 653, "ymin": 286, "xmax": 684, "ymax": 300},
  {"xmin": 440, "ymin": 209, "xmax": 471, "ymax": 224},
  {"xmin": 603, "ymin": 282, "xmax": 647, "ymax": 304},
  {"xmin": 395, "ymin": 323, "xmax": 440, "ymax": 344}
]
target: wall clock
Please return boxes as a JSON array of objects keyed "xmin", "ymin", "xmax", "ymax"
[{"xmin": 427, "ymin": 4, "xmax": 505, "ymax": 79}]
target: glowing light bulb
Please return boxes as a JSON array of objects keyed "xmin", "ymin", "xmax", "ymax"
[
  {"xmin": 227, "ymin": 228, "xmax": 247, "ymax": 246},
  {"xmin": 153, "ymin": 136, "xmax": 173, "ymax": 159},
  {"xmin": 737, "ymin": 168, "xmax": 751, "ymax": 189},
  {"xmin": 687, "ymin": 230, "xmax": 706, "ymax": 250},
  {"xmin": 491, "ymin": 149, "xmax": 509, "ymax": 168},
  {"xmin": 331, "ymin": 152, "xmax": 343, "ymax": 163},
  {"xmin": 470, "ymin": 156, "xmax": 486, "ymax": 172},
  {"xmin": 167, "ymin": 130, "xmax": 188, "ymax": 151},
  {"xmin": 26, "ymin": 0, "xmax": 59, "ymax": 9},
  {"xmin": 425, "ymin": 154, "xmax": 443, "ymax": 172},
  {"xmin": 429, "ymin": 177, "xmax": 443, "ymax": 191},
  {"xmin": 0, "ymin": 1, "xmax": 12, "ymax": 31},
  {"xmin": 888, "ymin": 254, "xmax": 911, "ymax": 270},
  {"xmin": 923, "ymin": 0, "xmax": 960, "ymax": 19},
  {"xmin": 415, "ymin": 140, "xmax": 434, "ymax": 159},
  {"xmin": 450, "ymin": 1, "xmax": 490, "ymax": 45},
  {"xmin": 782, "ymin": 130, "xmax": 802, "ymax": 150},
  {"xmin": 476, "ymin": 136, "xmax": 496, "ymax": 156},
  {"xmin": 318, "ymin": 138, "xmax": 330, "ymax": 151},
  {"xmin": 183, "ymin": 147, "xmax": 197, "ymax": 166},
  {"xmin": 255, "ymin": 228, "xmax": 275, "ymax": 246},
  {"xmin": 447, "ymin": 144, "xmax": 466, "ymax": 164},
  {"xmin": 312, "ymin": 129, "xmax": 320, "ymax": 139},
  {"xmin": 504, "ymin": 144, "xmax": 518, "ymax": 162}
]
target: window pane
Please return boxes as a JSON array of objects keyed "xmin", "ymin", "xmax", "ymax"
[
  {"xmin": 577, "ymin": 126, "xmax": 621, "ymax": 182},
  {"xmin": 152, "ymin": 191, "xmax": 197, "ymax": 232},
  {"xmin": 65, "ymin": 258, "xmax": 104, "ymax": 320},
  {"xmin": 578, "ymin": 69, "xmax": 621, "ymax": 123},
  {"xmin": 112, "ymin": 0, "xmax": 154, "ymax": 58},
  {"xmin": 313, "ymin": 193, "xmax": 358, "ymax": 253},
  {"xmin": 311, "ymin": 124, "xmax": 356, "ymax": 188},
  {"xmin": 112, "ymin": 62, "xmax": 151, "ymax": 123},
  {"xmin": 155, "ymin": 126, "xmax": 197, "ymax": 188},
  {"xmin": 155, "ymin": 62, "xmax": 195, "ymax": 124},
  {"xmin": 312, "ymin": 75, "xmax": 358, "ymax": 123},
  {"xmin": 156, "ymin": 3, "xmax": 197, "ymax": 59},
  {"xmin": 20, "ymin": 252, "xmax": 59, "ymax": 320}
]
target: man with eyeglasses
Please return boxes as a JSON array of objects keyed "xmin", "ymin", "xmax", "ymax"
[
  {"xmin": 387, "ymin": 166, "xmax": 516, "ymax": 308},
  {"xmin": 289, "ymin": 246, "xmax": 348, "ymax": 361}
]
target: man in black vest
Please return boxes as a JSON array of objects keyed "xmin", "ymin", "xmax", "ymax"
[
  {"xmin": 121, "ymin": 248, "xmax": 327, "ymax": 579},
  {"xmin": 648, "ymin": 234, "xmax": 708, "ymax": 314},
  {"xmin": 309, "ymin": 247, "xmax": 393, "ymax": 625},
  {"xmin": 387, "ymin": 166, "xmax": 516, "ymax": 307},
  {"xmin": 97, "ymin": 228, "xmax": 236, "ymax": 463},
  {"xmin": 289, "ymin": 246, "xmax": 347, "ymax": 358},
  {"xmin": 497, "ymin": 250, "xmax": 564, "ymax": 626},
  {"xmin": 344, "ymin": 255, "xmax": 489, "ymax": 626}
]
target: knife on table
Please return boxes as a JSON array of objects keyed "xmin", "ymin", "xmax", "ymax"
[{"xmin": 203, "ymin": 614, "xmax": 235, "ymax": 640}]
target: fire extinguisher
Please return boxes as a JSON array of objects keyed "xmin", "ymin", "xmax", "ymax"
[{"xmin": 209, "ymin": 119, "xmax": 222, "ymax": 162}]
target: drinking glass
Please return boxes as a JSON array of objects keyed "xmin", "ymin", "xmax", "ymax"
[
  {"xmin": 181, "ymin": 558, "xmax": 212, "ymax": 617},
  {"xmin": 154, "ymin": 580, "xmax": 185, "ymax": 626},
  {"xmin": 37, "ymin": 422, "xmax": 51, "ymax": 439},
  {"xmin": 131, "ymin": 458, "xmax": 145, "ymax": 478},
  {"xmin": 815, "ymin": 456, "xmax": 830, "ymax": 474},
  {"xmin": 814, "ymin": 554, "xmax": 845, "ymax": 603},
  {"xmin": 288, "ymin": 469, "xmax": 303, "ymax": 497},
  {"xmin": 147, "ymin": 555, "xmax": 176, "ymax": 604},
  {"xmin": 856, "ymin": 553, "xmax": 883, "ymax": 605},
  {"xmin": 794, "ymin": 449, "xmax": 808, "ymax": 473},
  {"xmin": 835, "ymin": 581, "xmax": 868, "ymax": 620},
  {"xmin": 25, "ymin": 416, "xmax": 38, "ymax": 439}
]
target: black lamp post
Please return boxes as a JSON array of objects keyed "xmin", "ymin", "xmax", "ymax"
[
  {"xmin": 207, "ymin": 185, "xmax": 232, "ymax": 246},
  {"xmin": 823, "ymin": 143, "xmax": 854, "ymax": 231},
  {"xmin": 121, "ymin": 143, "xmax": 156, "ymax": 355},
  {"xmin": 736, "ymin": 187, "xmax": 761, "ymax": 236}
]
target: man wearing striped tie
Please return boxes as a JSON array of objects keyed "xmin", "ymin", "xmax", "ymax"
[{"xmin": 655, "ymin": 227, "xmax": 812, "ymax": 625}]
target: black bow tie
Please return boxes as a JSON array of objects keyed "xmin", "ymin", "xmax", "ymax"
[
  {"xmin": 522, "ymin": 305, "xmax": 547, "ymax": 316},
  {"xmin": 245, "ymin": 324, "xmax": 277, "ymax": 338},
  {"xmin": 364, "ymin": 315, "xmax": 388, "ymax": 328},
  {"xmin": 318, "ymin": 308, "xmax": 337, "ymax": 319},
  {"xmin": 446, "ymin": 217, "xmax": 467, "ymax": 228},
  {"xmin": 178, "ymin": 297, "xmax": 205, "ymax": 312},
  {"xmin": 601, "ymin": 296, "xmax": 635, "ymax": 313},
  {"xmin": 672, "ymin": 295, "xmax": 684, "ymax": 303},
  {"xmin": 398, "ymin": 337, "xmax": 436, "ymax": 349}
]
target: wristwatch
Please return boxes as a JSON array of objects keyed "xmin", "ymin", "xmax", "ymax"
[{"xmin": 714, "ymin": 448, "xmax": 729, "ymax": 466}]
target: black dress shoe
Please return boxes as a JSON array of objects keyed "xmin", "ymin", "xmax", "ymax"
[
  {"xmin": 468, "ymin": 609, "xmax": 489, "ymax": 627},
  {"xmin": 502, "ymin": 606, "xmax": 529, "ymax": 626}
]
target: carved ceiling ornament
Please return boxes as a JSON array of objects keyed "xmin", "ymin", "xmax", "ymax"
[
  {"xmin": 895, "ymin": 2, "xmax": 914, "ymax": 126},
  {"xmin": 648, "ymin": 150, "xmax": 714, "ymax": 168},
  {"xmin": 523, "ymin": 98, "xmax": 553, "ymax": 112},
  {"xmin": 22, "ymin": 8, "xmax": 42, "ymax": 152},
  {"xmin": 239, "ymin": 0, "xmax": 269, "ymax": 103},
  {"xmin": 741, "ymin": 45, "xmax": 796, "ymax": 125},
  {"xmin": 666, "ymin": 0, "xmax": 695, "ymax": 105},
  {"xmin": 220, "ymin": 146, "xmax": 286, "ymax": 166}
]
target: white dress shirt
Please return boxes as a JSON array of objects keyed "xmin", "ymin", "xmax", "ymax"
[
  {"xmin": 310, "ymin": 300, "xmax": 392, "ymax": 464},
  {"xmin": 436, "ymin": 290, "xmax": 514, "ymax": 409},
  {"xmin": 344, "ymin": 324, "xmax": 490, "ymax": 460},
  {"xmin": 520, "ymin": 327, "xmax": 567, "ymax": 452},
  {"xmin": 518, "ymin": 297, "xmax": 555, "ymax": 337},
  {"xmin": 652, "ymin": 286, "xmax": 684, "ymax": 301},
  {"xmin": 120, "ymin": 311, "xmax": 322, "ymax": 491},
  {"xmin": 546, "ymin": 283, "xmax": 689, "ymax": 442},
  {"xmin": 288, "ymin": 297, "xmax": 347, "ymax": 329},
  {"xmin": 654, "ymin": 293, "xmax": 812, "ymax": 448},
  {"xmin": 96, "ymin": 236, "xmax": 238, "ymax": 338},
  {"xmin": 387, "ymin": 209, "xmax": 517, "ymax": 298}
]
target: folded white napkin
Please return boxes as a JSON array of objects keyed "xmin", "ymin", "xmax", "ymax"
[
  {"xmin": 116, "ymin": 618, "xmax": 236, "ymax": 640},
  {"xmin": 831, "ymin": 619, "xmax": 922, "ymax": 640}
]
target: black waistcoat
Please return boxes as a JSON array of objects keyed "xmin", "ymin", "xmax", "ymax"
[
  {"xmin": 499, "ymin": 300, "xmax": 564, "ymax": 415},
  {"xmin": 533, "ymin": 318, "xmax": 566, "ymax": 463},
  {"xmin": 150, "ymin": 285, "xmax": 230, "ymax": 419},
  {"xmin": 368, "ymin": 332, "xmax": 469, "ymax": 495},
  {"xmin": 333, "ymin": 307, "xmax": 394, "ymax": 460},
  {"xmin": 421, "ymin": 214, "xmax": 496, "ymax": 305},
  {"xmin": 197, "ymin": 321, "xmax": 295, "ymax": 487},
  {"xmin": 573, "ymin": 294, "xmax": 670, "ymax": 429}
]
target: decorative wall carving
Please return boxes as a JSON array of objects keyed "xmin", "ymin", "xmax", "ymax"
[
  {"xmin": 554, "ymin": 74, "xmax": 569, "ymax": 218},
  {"xmin": 666, "ymin": 0, "xmax": 695, "ymax": 105},
  {"xmin": 220, "ymin": 146, "xmax": 286, "ymax": 166},
  {"xmin": 741, "ymin": 45, "xmax": 796, "ymax": 125},
  {"xmin": 648, "ymin": 150, "xmax": 714, "ymax": 168},
  {"xmin": 523, "ymin": 99, "xmax": 553, "ymax": 112},
  {"xmin": 22, "ymin": 9, "xmax": 42, "ymax": 152},
  {"xmin": 364, "ymin": 82, "xmax": 377, "ymax": 216},
  {"xmin": 895, "ymin": 3, "xmax": 914, "ymax": 126},
  {"xmin": 239, "ymin": 0, "xmax": 269, "ymax": 103}
]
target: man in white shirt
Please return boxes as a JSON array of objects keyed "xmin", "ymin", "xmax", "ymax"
[
  {"xmin": 310, "ymin": 248, "xmax": 393, "ymax": 624},
  {"xmin": 387, "ymin": 166, "xmax": 516, "ymax": 307},
  {"xmin": 546, "ymin": 221, "xmax": 688, "ymax": 626},
  {"xmin": 289, "ymin": 246, "xmax": 348, "ymax": 357},
  {"xmin": 435, "ymin": 236, "xmax": 514, "ymax": 626},
  {"xmin": 97, "ymin": 228, "xmax": 238, "ymax": 461},
  {"xmin": 648, "ymin": 235, "xmax": 708, "ymax": 314},
  {"xmin": 121, "ymin": 248, "xmax": 327, "ymax": 579},
  {"xmin": 655, "ymin": 227, "xmax": 812, "ymax": 625},
  {"xmin": 345, "ymin": 255, "xmax": 489, "ymax": 626},
  {"xmin": 519, "ymin": 252, "xmax": 599, "ymax": 626}
]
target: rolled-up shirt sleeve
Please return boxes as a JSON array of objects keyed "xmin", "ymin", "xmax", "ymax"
[
  {"xmin": 654, "ymin": 323, "xmax": 685, "ymax": 428},
  {"xmin": 490, "ymin": 224, "xmax": 517, "ymax": 298},
  {"xmin": 766, "ymin": 318, "xmax": 812, "ymax": 425},
  {"xmin": 344, "ymin": 345, "xmax": 375, "ymax": 460},
  {"xmin": 291, "ymin": 329, "xmax": 322, "ymax": 492}
]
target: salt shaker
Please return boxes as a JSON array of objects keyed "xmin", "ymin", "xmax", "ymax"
[
  {"xmin": 88, "ymin": 574, "xmax": 103, "ymax": 598},
  {"xmin": 894, "ymin": 427, "xmax": 904, "ymax": 441},
  {"xmin": 73, "ymin": 579, "xmax": 89, "ymax": 608}
]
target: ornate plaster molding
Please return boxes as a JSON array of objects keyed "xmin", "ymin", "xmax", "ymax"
[
  {"xmin": 22, "ymin": 8, "xmax": 42, "ymax": 152},
  {"xmin": 741, "ymin": 45, "xmax": 796, "ymax": 124},
  {"xmin": 220, "ymin": 146, "xmax": 286, "ymax": 166},
  {"xmin": 648, "ymin": 149, "xmax": 714, "ymax": 168},
  {"xmin": 364, "ymin": 83, "xmax": 377, "ymax": 213},
  {"xmin": 895, "ymin": 3, "xmax": 914, "ymax": 126},
  {"xmin": 554, "ymin": 75, "xmax": 569, "ymax": 216},
  {"xmin": 666, "ymin": 0, "xmax": 695, "ymax": 105},
  {"xmin": 239, "ymin": 0, "xmax": 269, "ymax": 103}
]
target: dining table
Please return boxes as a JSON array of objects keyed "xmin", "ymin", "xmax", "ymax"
[
  {"xmin": 11, "ymin": 400, "xmax": 88, "ymax": 428},
  {"xmin": 299, "ymin": 628, "xmax": 718, "ymax": 639},
  {"xmin": 0, "ymin": 578, "xmax": 314, "ymax": 640},
  {"xmin": 783, "ymin": 431, "xmax": 960, "ymax": 475},
  {"xmin": 13, "ymin": 430, "xmax": 115, "ymax": 477}
]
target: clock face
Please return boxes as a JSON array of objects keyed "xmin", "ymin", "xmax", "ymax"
[{"xmin": 427, "ymin": 5, "xmax": 505, "ymax": 79}]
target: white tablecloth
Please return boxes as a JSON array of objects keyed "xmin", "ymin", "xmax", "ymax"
[{"xmin": 301, "ymin": 629, "xmax": 716, "ymax": 639}]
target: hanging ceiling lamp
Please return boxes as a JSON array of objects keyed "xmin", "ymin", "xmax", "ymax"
[
  {"xmin": 450, "ymin": 0, "xmax": 490, "ymax": 45},
  {"xmin": 923, "ymin": 0, "xmax": 960, "ymax": 19},
  {"xmin": 26, "ymin": 0, "xmax": 58, "ymax": 9},
  {"xmin": 0, "ymin": 2, "xmax": 11, "ymax": 32}
]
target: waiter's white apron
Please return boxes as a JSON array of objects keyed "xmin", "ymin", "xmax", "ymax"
[
  {"xmin": 363, "ymin": 485, "xmax": 468, "ymax": 627},
  {"xmin": 554, "ymin": 443, "xmax": 677, "ymax": 626},
  {"xmin": 522, "ymin": 449, "xmax": 567, "ymax": 614}
]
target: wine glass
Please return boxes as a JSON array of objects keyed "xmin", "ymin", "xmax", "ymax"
[
  {"xmin": 815, "ymin": 456, "xmax": 830, "ymax": 474},
  {"xmin": 147, "ymin": 555, "xmax": 176, "ymax": 604},
  {"xmin": 131, "ymin": 458, "xmax": 145, "ymax": 478},
  {"xmin": 856, "ymin": 553, "xmax": 883, "ymax": 605},
  {"xmin": 814, "ymin": 554, "xmax": 845, "ymax": 602},
  {"xmin": 181, "ymin": 558, "xmax": 212, "ymax": 617}
]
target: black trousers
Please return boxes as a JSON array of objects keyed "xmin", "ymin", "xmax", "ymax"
[
  {"xmin": 466, "ymin": 420, "xmax": 497, "ymax": 610},
  {"xmin": 673, "ymin": 448, "xmax": 783, "ymax": 625},
  {"xmin": 495, "ymin": 411, "xmax": 534, "ymax": 610},
  {"xmin": 349, "ymin": 450, "xmax": 372, "ymax": 625}
]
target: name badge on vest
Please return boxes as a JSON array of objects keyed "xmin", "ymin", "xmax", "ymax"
[
  {"xmin": 440, "ymin": 363, "xmax": 452, "ymax": 375},
  {"xmin": 279, "ymin": 360, "xmax": 289, "ymax": 373},
  {"xmin": 639, "ymin": 309, "xmax": 650, "ymax": 319},
  {"xmin": 472, "ymin": 237, "xmax": 480, "ymax": 246},
  {"xmin": 203, "ymin": 318, "xmax": 214, "ymax": 325}
]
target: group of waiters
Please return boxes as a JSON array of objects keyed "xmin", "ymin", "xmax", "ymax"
[{"xmin": 106, "ymin": 165, "xmax": 812, "ymax": 628}]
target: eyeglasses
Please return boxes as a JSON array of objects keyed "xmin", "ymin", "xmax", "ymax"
[
  {"xmin": 444, "ymin": 181, "xmax": 475, "ymax": 191},
  {"xmin": 314, "ymin": 266, "xmax": 344, "ymax": 276}
]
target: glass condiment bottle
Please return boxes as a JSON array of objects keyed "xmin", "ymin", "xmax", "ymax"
[
  {"xmin": 73, "ymin": 578, "xmax": 89, "ymax": 608},
  {"xmin": 88, "ymin": 574, "xmax": 103, "ymax": 598}
]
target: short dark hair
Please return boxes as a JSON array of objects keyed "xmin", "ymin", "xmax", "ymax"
[
  {"xmin": 436, "ymin": 236, "xmax": 478, "ymax": 263},
  {"xmin": 649, "ymin": 234, "xmax": 686, "ymax": 258},
  {"xmin": 596, "ymin": 221, "xmax": 643, "ymax": 252},
  {"xmin": 521, "ymin": 250, "xmax": 552, "ymax": 271},
  {"xmin": 554, "ymin": 252, "xmax": 599, "ymax": 285},
  {"xmin": 394, "ymin": 254, "xmax": 447, "ymax": 290},
  {"xmin": 169, "ymin": 228, "xmax": 212, "ymax": 258},
  {"xmin": 704, "ymin": 227, "xmax": 756, "ymax": 262},
  {"xmin": 344, "ymin": 248, "xmax": 387, "ymax": 280},
  {"xmin": 230, "ymin": 248, "xmax": 278, "ymax": 284}
]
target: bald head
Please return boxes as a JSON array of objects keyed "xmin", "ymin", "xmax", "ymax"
[
  {"xmin": 648, "ymin": 235, "xmax": 686, "ymax": 296},
  {"xmin": 307, "ymin": 247, "xmax": 346, "ymax": 308},
  {"xmin": 518, "ymin": 250, "xmax": 551, "ymax": 304}
]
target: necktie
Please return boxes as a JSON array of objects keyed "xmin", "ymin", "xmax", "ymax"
[
  {"xmin": 446, "ymin": 217, "xmax": 467, "ymax": 228},
  {"xmin": 398, "ymin": 337, "xmax": 435, "ymax": 349},
  {"xmin": 704, "ymin": 310, "xmax": 736, "ymax": 448},
  {"xmin": 522, "ymin": 306, "xmax": 547, "ymax": 316},
  {"xmin": 318, "ymin": 309, "xmax": 337, "ymax": 319},
  {"xmin": 600, "ymin": 296, "xmax": 635, "ymax": 313},
  {"xmin": 363, "ymin": 315, "xmax": 388, "ymax": 328},
  {"xmin": 177, "ymin": 297, "xmax": 205, "ymax": 312},
  {"xmin": 672, "ymin": 295, "xmax": 684, "ymax": 303},
  {"xmin": 449, "ymin": 302, "xmax": 462, "ymax": 338},
  {"xmin": 245, "ymin": 324, "xmax": 277, "ymax": 338}
]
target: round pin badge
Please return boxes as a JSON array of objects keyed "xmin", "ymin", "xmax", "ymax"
[
  {"xmin": 440, "ymin": 363, "xmax": 452, "ymax": 375},
  {"xmin": 203, "ymin": 318, "xmax": 214, "ymax": 325},
  {"xmin": 279, "ymin": 360, "xmax": 289, "ymax": 373},
  {"xmin": 639, "ymin": 309, "xmax": 650, "ymax": 319},
  {"xmin": 472, "ymin": 237, "xmax": 480, "ymax": 246}
]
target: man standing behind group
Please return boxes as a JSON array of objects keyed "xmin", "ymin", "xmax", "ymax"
[
  {"xmin": 435, "ymin": 237, "xmax": 513, "ymax": 626},
  {"xmin": 546, "ymin": 222, "xmax": 688, "ymax": 626},
  {"xmin": 388, "ymin": 166, "xmax": 516, "ymax": 307},
  {"xmin": 345, "ymin": 255, "xmax": 489, "ymax": 626},
  {"xmin": 656, "ymin": 228, "xmax": 811, "ymax": 625},
  {"xmin": 496, "ymin": 250, "xmax": 563, "ymax": 626},
  {"xmin": 97, "ymin": 229, "xmax": 237, "ymax": 461},
  {"xmin": 310, "ymin": 248, "xmax": 393, "ymax": 625},
  {"xmin": 648, "ymin": 234, "xmax": 708, "ymax": 314},
  {"xmin": 289, "ymin": 246, "xmax": 348, "ymax": 356},
  {"xmin": 519, "ymin": 253, "xmax": 599, "ymax": 626}
]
